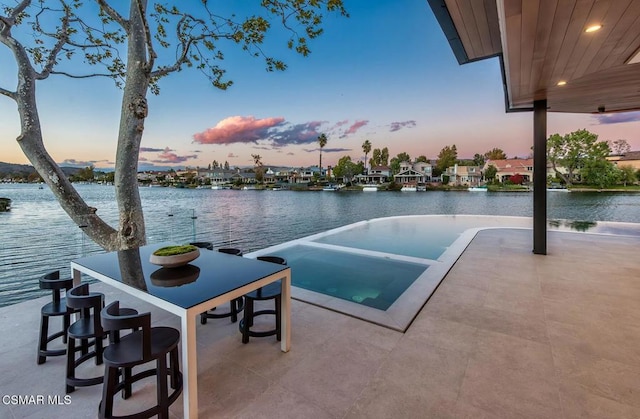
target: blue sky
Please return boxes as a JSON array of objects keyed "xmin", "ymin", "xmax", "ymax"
[{"xmin": 1, "ymin": 0, "xmax": 639, "ymax": 170}]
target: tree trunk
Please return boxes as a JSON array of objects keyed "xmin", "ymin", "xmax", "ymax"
[
  {"xmin": 112, "ymin": 0, "xmax": 150, "ymax": 250},
  {"xmin": 2, "ymin": 1, "xmax": 152, "ymax": 251},
  {"xmin": 3, "ymin": 24, "xmax": 119, "ymax": 249},
  {"xmin": 551, "ymin": 160, "xmax": 571, "ymax": 187}
]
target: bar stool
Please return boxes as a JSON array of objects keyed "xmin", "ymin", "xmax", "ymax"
[
  {"xmin": 200, "ymin": 248, "xmax": 245, "ymax": 324},
  {"xmin": 65, "ymin": 284, "xmax": 138, "ymax": 394},
  {"xmin": 37, "ymin": 271, "xmax": 78, "ymax": 365},
  {"xmin": 239, "ymin": 256, "xmax": 286, "ymax": 344},
  {"xmin": 99, "ymin": 301, "xmax": 182, "ymax": 419},
  {"xmin": 189, "ymin": 241, "xmax": 213, "ymax": 250}
]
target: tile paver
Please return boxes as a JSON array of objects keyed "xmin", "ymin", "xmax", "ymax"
[{"xmin": 1, "ymin": 228, "xmax": 639, "ymax": 418}]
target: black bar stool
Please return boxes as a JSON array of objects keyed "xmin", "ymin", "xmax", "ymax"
[
  {"xmin": 189, "ymin": 241, "xmax": 213, "ymax": 250},
  {"xmin": 65, "ymin": 284, "xmax": 138, "ymax": 394},
  {"xmin": 99, "ymin": 301, "xmax": 182, "ymax": 419},
  {"xmin": 200, "ymin": 247, "xmax": 245, "ymax": 324},
  {"xmin": 37, "ymin": 271, "xmax": 78, "ymax": 365},
  {"xmin": 239, "ymin": 256, "xmax": 286, "ymax": 344}
]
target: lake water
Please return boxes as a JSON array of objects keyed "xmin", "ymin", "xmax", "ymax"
[{"xmin": 1, "ymin": 183, "xmax": 639, "ymax": 307}]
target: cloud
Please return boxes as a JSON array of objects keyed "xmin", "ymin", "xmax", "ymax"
[
  {"xmin": 389, "ymin": 120, "xmax": 417, "ymax": 132},
  {"xmin": 140, "ymin": 147, "xmax": 167, "ymax": 153},
  {"xmin": 593, "ymin": 111, "xmax": 640, "ymax": 125},
  {"xmin": 345, "ymin": 120, "xmax": 368, "ymax": 135},
  {"xmin": 193, "ymin": 115, "xmax": 285, "ymax": 144},
  {"xmin": 193, "ymin": 116, "xmax": 378, "ymax": 147},
  {"xmin": 286, "ymin": 152, "xmax": 295, "ymax": 156},
  {"xmin": 59, "ymin": 159, "xmax": 107, "ymax": 167},
  {"xmin": 268, "ymin": 121, "xmax": 326, "ymax": 146},
  {"xmin": 303, "ymin": 147, "xmax": 352, "ymax": 153},
  {"xmin": 227, "ymin": 153, "xmax": 238, "ymax": 158},
  {"xmin": 150, "ymin": 147, "xmax": 198, "ymax": 164}
]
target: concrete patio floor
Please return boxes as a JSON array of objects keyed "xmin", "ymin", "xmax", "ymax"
[{"xmin": 1, "ymin": 228, "xmax": 639, "ymax": 418}]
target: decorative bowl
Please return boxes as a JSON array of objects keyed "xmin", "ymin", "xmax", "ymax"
[
  {"xmin": 150, "ymin": 246, "xmax": 200, "ymax": 268},
  {"xmin": 151, "ymin": 265, "xmax": 200, "ymax": 287}
]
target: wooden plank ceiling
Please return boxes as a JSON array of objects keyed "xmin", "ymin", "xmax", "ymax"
[{"xmin": 440, "ymin": 0, "xmax": 640, "ymax": 113}]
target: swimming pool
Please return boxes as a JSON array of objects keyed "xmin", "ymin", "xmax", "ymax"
[{"xmin": 247, "ymin": 215, "xmax": 640, "ymax": 331}]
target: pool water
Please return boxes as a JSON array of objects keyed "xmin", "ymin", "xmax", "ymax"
[
  {"xmin": 249, "ymin": 215, "xmax": 640, "ymax": 331},
  {"xmin": 313, "ymin": 216, "xmax": 465, "ymax": 260},
  {"xmin": 272, "ymin": 245, "xmax": 428, "ymax": 310}
]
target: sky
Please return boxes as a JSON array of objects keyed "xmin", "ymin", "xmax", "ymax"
[{"xmin": 1, "ymin": 0, "xmax": 640, "ymax": 171}]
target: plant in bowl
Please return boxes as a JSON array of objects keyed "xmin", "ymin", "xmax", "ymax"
[{"xmin": 150, "ymin": 245, "xmax": 200, "ymax": 268}]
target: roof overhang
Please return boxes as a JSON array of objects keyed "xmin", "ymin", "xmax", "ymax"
[{"xmin": 428, "ymin": 0, "xmax": 640, "ymax": 114}]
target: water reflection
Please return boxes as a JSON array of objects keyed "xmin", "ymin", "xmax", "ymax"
[
  {"xmin": 116, "ymin": 248, "xmax": 147, "ymax": 291},
  {"xmin": 151, "ymin": 265, "xmax": 200, "ymax": 287},
  {"xmin": 548, "ymin": 219, "xmax": 598, "ymax": 232}
]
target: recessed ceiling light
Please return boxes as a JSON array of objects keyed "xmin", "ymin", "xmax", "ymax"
[
  {"xmin": 585, "ymin": 24, "xmax": 602, "ymax": 33},
  {"xmin": 557, "ymin": 81, "xmax": 567, "ymax": 86}
]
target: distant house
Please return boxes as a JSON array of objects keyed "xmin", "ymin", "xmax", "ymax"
[
  {"xmin": 484, "ymin": 159, "xmax": 533, "ymax": 183},
  {"xmin": 394, "ymin": 161, "xmax": 432, "ymax": 185},
  {"xmin": 355, "ymin": 166, "xmax": 391, "ymax": 184},
  {"xmin": 137, "ymin": 172, "xmax": 157, "ymax": 183},
  {"xmin": 445, "ymin": 164, "xmax": 481, "ymax": 186},
  {"xmin": 607, "ymin": 151, "xmax": 640, "ymax": 170},
  {"xmin": 291, "ymin": 168, "xmax": 316, "ymax": 184},
  {"xmin": 230, "ymin": 171, "xmax": 257, "ymax": 184},
  {"xmin": 263, "ymin": 168, "xmax": 276, "ymax": 184}
]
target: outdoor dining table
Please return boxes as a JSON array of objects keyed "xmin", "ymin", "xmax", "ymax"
[{"xmin": 70, "ymin": 243, "xmax": 291, "ymax": 419}]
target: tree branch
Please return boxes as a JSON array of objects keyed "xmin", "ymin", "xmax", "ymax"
[
  {"xmin": 10, "ymin": 0, "xmax": 32, "ymax": 19},
  {"xmin": 95, "ymin": 0, "xmax": 128, "ymax": 29},
  {"xmin": 136, "ymin": 0, "xmax": 156, "ymax": 71},
  {"xmin": 49, "ymin": 70, "xmax": 116, "ymax": 79},
  {"xmin": 36, "ymin": 3, "xmax": 72, "ymax": 80},
  {"xmin": 0, "ymin": 86, "xmax": 16, "ymax": 99},
  {"xmin": 0, "ymin": 0, "xmax": 31, "ymax": 35}
]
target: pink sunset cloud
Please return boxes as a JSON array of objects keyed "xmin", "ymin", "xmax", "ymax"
[
  {"xmin": 193, "ymin": 116, "xmax": 285, "ymax": 144},
  {"xmin": 332, "ymin": 120, "xmax": 349, "ymax": 129},
  {"xmin": 151, "ymin": 147, "xmax": 197, "ymax": 164},
  {"xmin": 345, "ymin": 120, "xmax": 368, "ymax": 135}
]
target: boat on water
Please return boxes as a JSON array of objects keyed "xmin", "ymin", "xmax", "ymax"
[
  {"xmin": 468, "ymin": 186, "xmax": 488, "ymax": 192},
  {"xmin": 547, "ymin": 188, "xmax": 570, "ymax": 192},
  {"xmin": 322, "ymin": 184, "xmax": 343, "ymax": 191},
  {"xmin": 0, "ymin": 197, "xmax": 10, "ymax": 212},
  {"xmin": 211, "ymin": 182, "xmax": 232, "ymax": 190},
  {"xmin": 362, "ymin": 185, "xmax": 378, "ymax": 192},
  {"xmin": 401, "ymin": 185, "xmax": 417, "ymax": 192}
]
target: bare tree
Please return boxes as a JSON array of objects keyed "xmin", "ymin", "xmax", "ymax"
[
  {"xmin": 610, "ymin": 139, "xmax": 631, "ymax": 155},
  {"xmin": 0, "ymin": 0, "xmax": 347, "ymax": 250}
]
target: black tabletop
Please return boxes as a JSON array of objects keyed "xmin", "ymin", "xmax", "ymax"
[{"xmin": 72, "ymin": 244, "xmax": 288, "ymax": 309}]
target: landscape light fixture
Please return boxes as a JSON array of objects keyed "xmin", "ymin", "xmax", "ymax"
[{"xmin": 585, "ymin": 24, "xmax": 602, "ymax": 33}]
